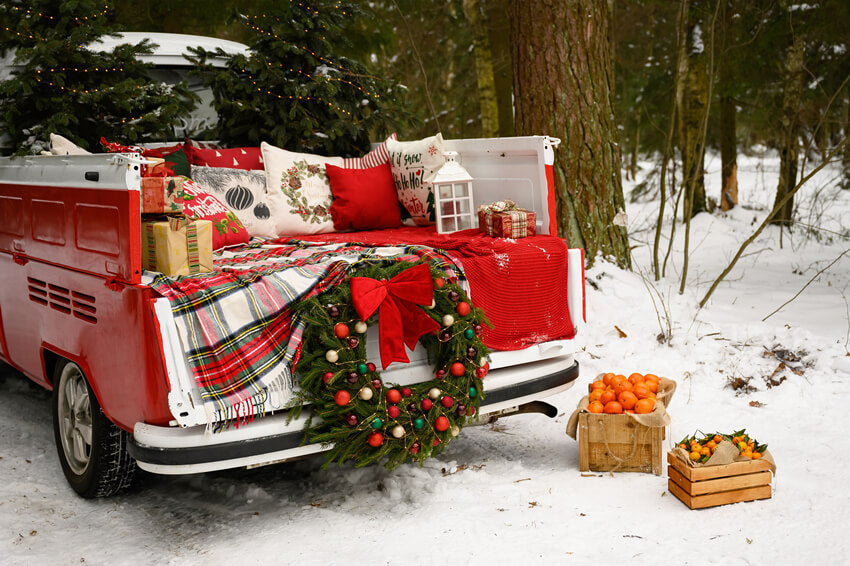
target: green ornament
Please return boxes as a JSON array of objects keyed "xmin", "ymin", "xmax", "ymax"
[
  {"xmin": 413, "ymin": 418, "xmax": 425, "ymax": 430},
  {"xmin": 371, "ymin": 417, "xmax": 383, "ymax": 429},
  {"xmin": 464, "ymin": 328, "xmax": 475, "ymax": 339},
  {"xmin": 469, "ymin": 386, "xmax": 478, "ymax": 398},
  {"xmin": 357, "ymin": 362, "xmax": 369, "ymax": 375}
]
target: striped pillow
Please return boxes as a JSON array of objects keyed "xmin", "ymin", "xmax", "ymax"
[{"xmin": 342, "ymin": 133, "xmax": 397, "ymax": 169}]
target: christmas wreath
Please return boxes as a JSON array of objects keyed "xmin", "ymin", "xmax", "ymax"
[{"xmin": 293, "ymin": 261, "xmax": 491, "ymax": 469}]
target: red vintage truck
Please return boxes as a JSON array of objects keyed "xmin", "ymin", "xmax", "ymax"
[{"xmin": 0, "ymin": 135, "xmax": 585, "ymax": 497}]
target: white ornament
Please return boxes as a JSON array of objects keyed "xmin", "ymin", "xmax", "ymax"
[
  {"xmin": 325, "ymin": 350, "xmax": 339, "ymax": 363},
  {"xmin": 479, "ymin": 357, "xmax": 487, "ymax": 367},
  {"xmin": 391, "ymin": 425, "xmax": 405, "ymax": 438},
  {"xmin": 354, "ymin": 321, "xmax": 368, "ymax": 334},
  {"xmin": 425, "ymin": 297, "xmax": 436, "ymax": 310},
  {"xmin": 451, "ymin": 425, "xmax": 460, "ymax": 437},
  {"xmin": 442, "ymin": 314, "xmax": 455, "ymax": 327},
  {"xmin": 428, "ymin": 387, "xmax": 441, "ymax": 400},
  {"xmin": 358, "ymin": 387, "xmax": 373, "ymax": 401}
]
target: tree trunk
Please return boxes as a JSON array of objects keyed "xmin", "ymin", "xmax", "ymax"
[
  {"xmin": 463, "ymin": 0, "xmax": 500, "ymax": 138},
  {"xmin": 485, "ymin": 0, "xmax": 515, "ymax": 138},
  {"xmin": 772, "ymin": 34, "xmax": 804, "ymax": 226},
  {"xmin": 509, "ymin": 0, "xmax": 630, "ymax": 268},
  {"xmin": 680, "ymin": 5, "xmax": 709, "ymax": 220},
  {"xmin": 718, "ymin": 0, "xmax": 737, "ymax": 211}
]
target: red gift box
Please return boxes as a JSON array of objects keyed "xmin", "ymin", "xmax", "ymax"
[
  {"xmin": 141, "ymin": 176, "xmax": 188, "ymax": 214},
  {"xmin": 478, "ymin": 200, "xmax": 536, "ymax": 238}
]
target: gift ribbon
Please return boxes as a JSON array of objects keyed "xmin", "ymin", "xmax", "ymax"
[
  {"xmin": 350, "ymin": 263, "xmax": 440, "ymax": 369},
  {"xmin": 167, "ymin": 217, "xmax": 200, "ymax": 275},
  {"xmin": 477, "ymin": 199, "xmax": 517, "ymax": 215}
]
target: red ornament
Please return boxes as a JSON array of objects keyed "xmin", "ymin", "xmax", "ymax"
[
  {"xmin": 433, "ymin": 438, "xmax": 441, "ymax": 446},
  {"xmin": 367, "ymin": 362, "xmax": 377, "ymax": 373},
  {"xmin": 371, "ymin": 378, "xmax": 382, "ymax": 390},
  {"xmin": 434, "ymin": 277, "xmax": 445, "ymax": 289},
  {"xmin": 367, "ymin": 432, "xmax": 384, "ymax": 447},
  {"xmin": 322, "ymin": 371, "xmax": 334, "ymax": 384},
  {"xmin": 435, "ymin": 368, "xmax": 447, "ymax": 379},
  {"xmin": 450, "ymin": 362, "xmax": 466, "ymax": 377},
  {"xmin": 434, "ymin": 415, "xmax": 450, "ymax": 431},
  {"xmin": 401, "ymin": 387, "xmax": 412, "ymax": 397},
  {"xmin": 409, "ymin": 441, "xmax": 421, "ymax": 454},
  {"xmin": 475, "ymin": 366, "xmax": 488, "ymax": 379},
  {"xmin": 334, "ymin": 390, "xmax": 351, "ymax": 406},
  {"xmin": 387, "ymin": 405, "xmax": 400, "ymax": 419},
  {"xmin": 386, "ymin": 389, "xmax": 402, "ymax": 404},
  {"xmin": 455, "ymin": 301, "xmax": 471, "ymax": 317},
  {"xmin": 346, "ymin": 413, "xmax": 358, "ymax": 426},
  {"xmin": 441, "ymin": 396, "xmax": 454, "ymax": 408},
  {"xmin": 421, "ymin": 398, "xmax": 433, "ymax": 411},
  {"xmin": 333, "ymin": 322, "xmax": 350, "ymax": 338},
  {"xmin": 468, "ymin": 406, "xmax": 476, "ymax": 416}
]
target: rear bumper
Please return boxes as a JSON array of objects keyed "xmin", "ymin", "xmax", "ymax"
[{"xmin": 128, "ymin": 359, "xmax": 579, "ymax": 475}]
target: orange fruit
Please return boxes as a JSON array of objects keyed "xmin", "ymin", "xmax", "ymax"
[
  {"xmin": 628, "ymin": 373, "xmax": 645, "ymax": 385},
  {"xmin": 742, "ymin": 450, "xmax": 753, "ymax": 459},
  {"xmin": 600, "ymin": 390, "xmax": 617, "ymax": 405},
  {"xmin": 644, "ymin": 379, "xmax": 659, "ymax": 394},
  {"xmin": 609, "ymin": 374, "xmax": 627, "ymax": 389},
  {"xmin": 706, "ymin": 440, "xmax": 717, "ymax": 450},
  {"xmin": 614, "ymin": 381, "xmax": 634, "ymax": 397},
  {"xmin": 587, "ymin": 401, "xmax": 604, "ymax": 414},
  {"xmin": 713, "ymin": 435, "xmax": 723, "ymax": 444},
  {"xmin": 590, "ymin": 380, "xmax": 606, "ymax": 392},
  {"xmin": 700, "ymin": 446, "xmax": 711, "ymax": 457},
  {"xmin": 618, "ymin": 390, "xmax": 638, "ymax": 410},
  {"xmin": 752, "ymin": 451, "xmax": 763, "ymax": 459},
  {"xmin": 689, "ymin": 451, "xmax": 701, "ymax": 461},
  {"xmin": 644, "ymin": 373, "xmax": 659, "ymax": 383},
  {"xmin": 588, "ymin": 389, "xmax": 605, "ymax": 403},
  {"xmin": 678, "ymin": 443, "xmax": 688, "ymax": 450},
  {"xmin": 603, "ymin": 400, "xmax": 624, "ymax": 414},
  {"xmin": 602, "ymin": 372, "xmax": 616, "ymax": 386},
  {"xmin": 634, "ymin": 398, "xmax": 655, "ymax": 414},
  {"xmin": 633, "ymin": 383, "xmax": 651, "ymax": 399}
]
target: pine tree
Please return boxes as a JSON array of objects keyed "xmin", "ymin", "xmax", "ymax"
[
  {"xmin": 0, "ymin": 0, "xmax": 197, "ymax": 155},
  {"xmin": 188, "ymin": 2, "xmax": 408, "ymax": 156}
]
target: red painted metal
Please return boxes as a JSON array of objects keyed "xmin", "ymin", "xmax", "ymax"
[{"xmin": 0, "ymin": 182, "xmax": 171, "ymax": 431}]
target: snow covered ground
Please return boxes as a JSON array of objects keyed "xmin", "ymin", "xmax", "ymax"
[{"xmin": 2, "ymin": 149, "xmax": 849, "ymax": 565}]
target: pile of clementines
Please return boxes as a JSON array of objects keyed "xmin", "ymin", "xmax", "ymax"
[
  {"xmin": 585, "ymin": 372, "xmax": 661, "ymax": 415},
  {"xmin": 678, "ymin": 429, "xmax": 767, "ymax": 463}
]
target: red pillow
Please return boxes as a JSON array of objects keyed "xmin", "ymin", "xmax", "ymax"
[
  {"xmin": 177, "ymin": 179, "xmax": 251, "ymax": 250},
  {"xmin": 186, "ymin": 146, "xmax": 264, "ymax": 170},
  {"xmin": 326, "ymin": 163, "xmax": 402, "ymax": 231}
]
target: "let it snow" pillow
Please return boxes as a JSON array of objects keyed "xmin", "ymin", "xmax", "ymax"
[{"xmin": 386, "ymin": 133, "xmax": 445, "ymax": 225}]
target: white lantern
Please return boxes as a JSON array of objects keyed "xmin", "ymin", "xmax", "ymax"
[{"xmin": 433, "ymin": 151, "xmax": 475, "ymax": 234}]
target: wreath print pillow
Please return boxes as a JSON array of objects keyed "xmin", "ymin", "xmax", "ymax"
[
  {"xmin": 386, "ymin": 133, "xmax": 446, "ymax": 225},
  {"xmin": 261, "ymin": 142, "xmax": 344, "ymax": 236},
  {"xmin": 190, "ymin": 165, "xmax": 281, "ymax": 239}
]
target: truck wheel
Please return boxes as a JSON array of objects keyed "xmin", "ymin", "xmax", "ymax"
[{"xmin": 52, "ymin": 360, "xmax": 137, "ymax": 498}]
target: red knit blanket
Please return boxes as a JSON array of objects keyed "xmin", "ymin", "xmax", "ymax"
[{"xmin": 283, "ymin": 227, "xmax": 575, "ymax": 351}]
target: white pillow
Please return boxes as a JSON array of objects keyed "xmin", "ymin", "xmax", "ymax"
[
  {"xmin": 386, "ymin": 133, "xmax": 446, "ymax": 225},
  {"xmin": 50, "ymin": 133, "xmax": 91, "ymax": 155},
  {"xmin": 260, "ymin": 142, "xmax": 344, "ymax": 236},
  {"xmin": 190, "ymin": 165, "xmax": 283, "ymax": 239}
]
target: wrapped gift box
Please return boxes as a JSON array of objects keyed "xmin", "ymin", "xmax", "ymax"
[
  {"xmin": 478, "ymin": 199, "xmax": 536, "ymax": 238},
  {"xmin": 141, "ymin": 176, "xmax": 189, "ymax": 214},
  {"xmin": 142, "ymin": 216, "xmax": 213, "ymax": 277}
]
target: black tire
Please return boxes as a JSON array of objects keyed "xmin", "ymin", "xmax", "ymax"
[{"xmin": 51, "ymin": 359, "xmax": 137, "ymax": 498}]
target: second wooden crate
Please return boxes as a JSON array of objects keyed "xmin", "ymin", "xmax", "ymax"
[
  {"xmin": 667, "ymin": 451, "xmax": 773, "ymax": 509},
  {"xmin": 578, "ymin": 412, "xmax": 665, "ymax": 475}
]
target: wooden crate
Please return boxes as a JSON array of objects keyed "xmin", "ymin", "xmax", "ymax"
[
  {"xmin": 578, "ymin": 413, "xmax": 665, "ymax": 474},
  {"xmin": 667, "ymin": 452, "xmax": 773, "ymax": 509}
]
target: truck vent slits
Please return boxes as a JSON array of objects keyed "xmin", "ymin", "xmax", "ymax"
[{"xmin": 27, "ymin": 277, "xmax": 97, "ymax": 323}]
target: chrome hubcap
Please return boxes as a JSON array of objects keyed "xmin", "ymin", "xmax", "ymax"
[{"xmin": 57, "ymin": 364, "xmax": 93, "ymax": 475}]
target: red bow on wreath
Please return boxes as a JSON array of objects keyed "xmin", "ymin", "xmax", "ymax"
[{"xmin": 350, "ymin": 263, "xmax": 441, "ymax": 369}]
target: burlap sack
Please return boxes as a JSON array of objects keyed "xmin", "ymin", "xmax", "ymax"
[
  {"xmin": 671, "ymin": 440, "xmax": 777, "ymax": 473},
  {"xmin": 566, "ymin": 376, "xmax": 677, "ymax": 440}
]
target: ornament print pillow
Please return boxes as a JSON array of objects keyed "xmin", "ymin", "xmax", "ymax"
[
  {"xmin": 260, "ymin": 142, "xmax": 344, "ymax": 236},
  {"xmin": 190, "ymin": 165, "xmax": 283, "ymax": 239},
  {"xmin": 386, "ymin": 133, "xmax": 446, "ymax": 225},
  {"xmin": 178, "ymin": 179, "xmax": 250, "ymax": 250}
]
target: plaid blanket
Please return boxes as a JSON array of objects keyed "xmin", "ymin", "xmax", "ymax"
[{"xmin": 150, "ymin": 239, "xmax": 464, "ymax": 426}]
